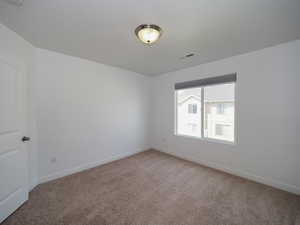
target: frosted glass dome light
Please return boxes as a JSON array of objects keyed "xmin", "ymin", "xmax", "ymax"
[{"xmin": 135, "ymin": 24, "xmax": 162, "ymax": 45}]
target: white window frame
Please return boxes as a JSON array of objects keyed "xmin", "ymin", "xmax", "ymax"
[{"xmin": 174, "ymin": 82, "xmax": 237, "ymax": 145}]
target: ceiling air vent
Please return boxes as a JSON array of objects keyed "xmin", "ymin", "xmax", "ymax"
[{"xmin": 180, "ymin": 53, "xmax": 195, "ymax": 60}]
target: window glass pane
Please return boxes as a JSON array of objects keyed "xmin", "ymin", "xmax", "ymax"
[
  {"xmin": 193, "ymin": 104, "xmax": 197, "ymax": 113},
  {"xmin": 215, "ymin": 124, "xmax": 224, "ymax": 136},
  {"xmin": 176, "ymin": 88, "xmax": 202, "ymax": 137},
  {"xmin": 216, "ymin": 104, "xmax": 225, "ymax": 114},
  {"xmin": 188, "ymin": 104, "xmax": 193, "ymax": 114},
  {"xmin": 204, "ymin": 83, "xmax": 235, "ymax": 142},
  {"xmin": 188, "ymin": 104, "xmax": 197, "ymax": 114}
]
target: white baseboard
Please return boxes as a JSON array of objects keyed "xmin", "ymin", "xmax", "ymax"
[
  {"xmin": 155, "ymin": 148, "xmax": 300, "ymax": 195},
  {"xmin": 39, "ymin": 149, "xmax": 147, "ymax": 184}
]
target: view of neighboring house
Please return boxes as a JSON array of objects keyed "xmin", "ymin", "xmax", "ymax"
[
  {"xmin": 177, "ymin": 95, "xmax": 202, "ymax": 137},
  {"xmin": 204, "ymin": 101, "xmax": 234, "ymax": 142},
  {"xmin": 177, "ymin": 91, "xmax": 234, "ymax": 142}
]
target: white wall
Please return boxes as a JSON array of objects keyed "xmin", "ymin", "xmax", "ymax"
[
  {"xmin": 1, "ymin": 23, "xmax": 151, "ymax": 187},
  {"xmin": 35, "ymin": 49, "xmax": 151, "ymax": 182},
  {"xmin": 150, "ymin": 40, "xmax": 300, "ymax": 194},
  {"xmin": 0, "ymin": 23, "xmax": 39, "ymax": 190}
]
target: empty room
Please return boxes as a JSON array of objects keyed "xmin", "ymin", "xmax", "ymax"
[{"xmin": 0, "ymin": 0, "xmax": 300, "ymax": 224}]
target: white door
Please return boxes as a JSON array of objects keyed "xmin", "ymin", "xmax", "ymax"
[{"xmin": 0, "ymin": 57, "xmax": 29, "ymax": 223}]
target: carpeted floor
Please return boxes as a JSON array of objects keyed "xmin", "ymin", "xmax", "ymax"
[{"xmin": 3, "ymin": 150, "xmax": 300, "ymax": 225}]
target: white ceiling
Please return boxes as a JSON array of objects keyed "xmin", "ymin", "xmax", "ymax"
[{"xmin": 0, "ymin": 0, "xmax": 300, "ymax": 76}]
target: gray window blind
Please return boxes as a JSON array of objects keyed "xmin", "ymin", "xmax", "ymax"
[{"xmin": 174, "ymin": 73, "xmax": 236, "ymax": 90}]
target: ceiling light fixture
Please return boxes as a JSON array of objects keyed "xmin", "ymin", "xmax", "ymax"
[{"xmin": 135, "ymin": 24, "xmax": 162, "ymax": 45}]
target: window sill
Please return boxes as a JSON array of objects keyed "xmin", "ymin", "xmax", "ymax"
[{"xmin": 174, "ymin": 134, "xmax": 236, "ymax": 146}]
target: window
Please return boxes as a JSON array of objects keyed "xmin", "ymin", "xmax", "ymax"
[
  {"xmin": 175, "ymin": 74, "xmax": 236, "ymax": 143},
  {"xmin": 188, "ymin": 123, "xmax": 197, "ymax": 132},
  {"xmin": 216, "ymin": 104, "xmax": 225, "ymax": 114},
  {"xmin": 188, "ymin": 104, "xmax": 197, "ymax": 114},
  {"xmin": 176, "ymin": 87, "xmax": 202, "ymax": 137},
  {"xmin": 204, "ymin": 83, "xmax": 235, "ymax": 142},
  {"xmin": 215, "ymin": 124, "xmax": 224, "ymax": 136}
]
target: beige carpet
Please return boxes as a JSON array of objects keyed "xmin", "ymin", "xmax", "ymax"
[{"xmin": 3, "ymin": 150, "xmax": 300, "ymax": 225}]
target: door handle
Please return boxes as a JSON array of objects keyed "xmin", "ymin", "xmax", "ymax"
[{"xmin": 22, "ymin": 136, "xmax": 30, "ymax": 142}]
